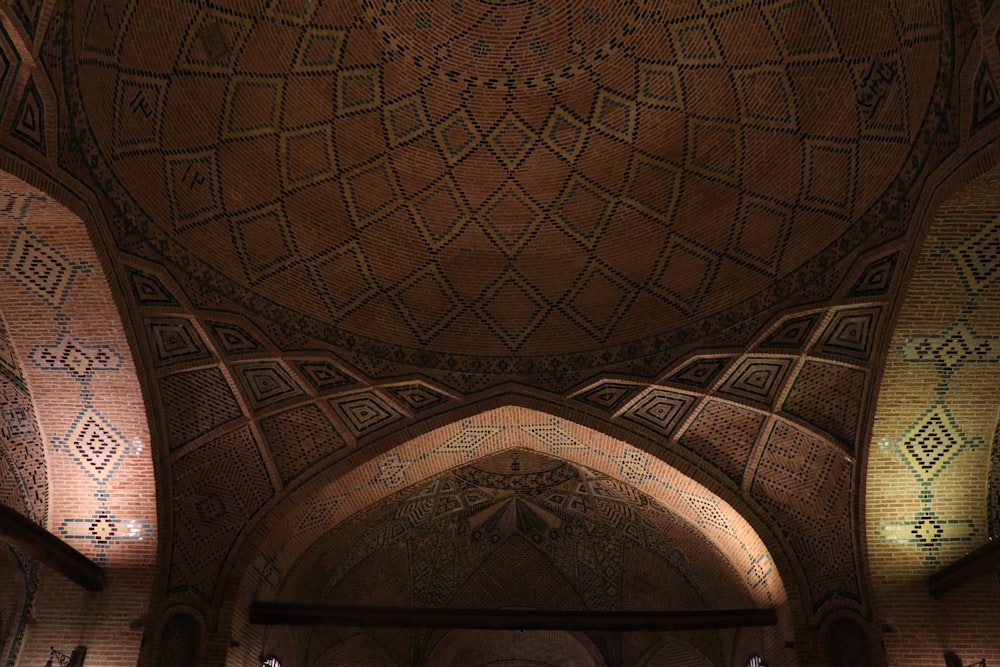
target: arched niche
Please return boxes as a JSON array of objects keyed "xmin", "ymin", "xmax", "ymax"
[
  {"xmin": 217, "ymin": 404, "xmax": 801, "ymax": 666},
  {"xmin": 155, "ymin": 611, "xmax": 202, "ymax": 667},
  {"xmin": 825, "ymin": 616, "xmax": 869, "ymax": 667}
]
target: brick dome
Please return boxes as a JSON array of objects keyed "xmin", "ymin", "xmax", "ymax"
[
  {"xmin": 69, "ymin": 0, "xmax": 939, "ymax": 365},
  {"xmin": 4, "ymin": 0, "xmax": 1000, "ymax": 665}
]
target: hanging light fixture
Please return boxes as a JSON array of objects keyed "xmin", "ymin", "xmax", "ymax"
[
  {"xmin": 43, "ymin": 647, "xmax": 71, "ymax": 667},
  {"xmin": 43, "ymin": 646, "xmax": 86, "ymax": 667}
]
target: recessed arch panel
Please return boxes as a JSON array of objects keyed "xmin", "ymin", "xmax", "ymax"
[{"xmin": 220, "ymin": 404, "xmax": 798, "ymax": 665}]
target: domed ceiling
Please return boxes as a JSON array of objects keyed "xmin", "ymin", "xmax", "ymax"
[{"xmin": 67, "ymin": 0, "xmax": 941, "ymax": 365}]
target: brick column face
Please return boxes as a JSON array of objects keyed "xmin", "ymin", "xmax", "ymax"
[{"xmin": 866, "ymin": 171, "xmax": 1000, "ymax": 666}]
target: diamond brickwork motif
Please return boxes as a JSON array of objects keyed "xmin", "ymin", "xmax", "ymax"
[
  {"xmin": 760, "ymin": 314, "xmax": 820, "ymax": 350},
  {"xmin": 717, "ymin": 357, "xmax": 794, "ymax": 407},
  {"xmin": 668, "ymin": 357, "xmax": 731, "ymax": 389},
  {"xmin": 816, "ymin": 306, "xmax": 882, "ymax": 361},
  {"xmin": 574, "ymin": 381, "xmax": 641, "ymax": 412},
  {"xmin": 623, "ymin": 389, "xmax": 695, "ymax": 435},
  {"xmin": 55, "ymin": 407, "xmax": 132, "ymax": 483},
  {"xmin": 126, "ymin": 266, "xmax": 180, "ymax": 307},
  {"xmin": 330, "ymin": 391, "xmax": 404, "ymax": 437},
  {"xmin": 11, "ymin": 78, "xmax": 45, "ymax": 153},
  {"xmin": 233, "ymin": 362, "xmax": 305, "ymax": 410},
  {"xmin": 5, "ymin": 227, "xmax": 78, "ymax": 308},
  {"xmin": 63, "ymin": 0, "xmax": 946, "ymax": 368},
  {"xmin": 436, "ymin": 421, "xmax": 505, "ymax": 458},
  {"xmin": 386, "ymin": 384, "xmax": 449, "ymax": 412},
  {"xmin": 293, "ymin": 360, "xmax": 356, "ymax": 392},
  {"xmin": 950, "ymin": 219, "xmax": 1000, "ymax": 294},
  {"xmin": 208, "ymin": 322, "xmax": 266, "ymax": 355},
  {"xmin": 146, "ymin": 318, "xmax": 212, "ymax": 367},
  {"xmin": 30, "ymin": 334, "xmax": 124, "ymax": 383},
  {"xmin": 847, "ymin": 253, "xmax": 899, "ymax": 297},
  {"xmin": 889, "ymin": 403, "xmax": 983, "ymax": 486},
  {"xmin": 898, "ymin": 321, "xmax": 1000, "ymax": 379},
  {"xmin": 18, "ymin": 0, "xmax": 991, "ymax": 660}
]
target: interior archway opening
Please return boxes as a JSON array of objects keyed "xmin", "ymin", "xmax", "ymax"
[{"xmin": 229, "ymin": 405, "xmax": 800, "ymax": 667}]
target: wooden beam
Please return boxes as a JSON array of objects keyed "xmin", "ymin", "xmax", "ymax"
[
  {"xmin": 929, "ymin": 537, "xmax": 1000, "ymax": 598},
  {"xmin": 0, "ymin": 504, "xmax": 104, "ymax": 592},
  {"xmin": 249, "ymin": 602, "xmax": 777, "ymax": 631}
]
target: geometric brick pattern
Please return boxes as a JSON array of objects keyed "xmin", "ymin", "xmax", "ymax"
[
  {"xmin": 146, "ymin": 317, "xmax": 213, "ymax": 368},
  {"xmin": 847, "ymin": 253, "xmax": 898, "ymax": 298},
  {"xmin": 782, "ymin": 361, "xmax": 866, "ymax": 448},
  {"xmin": 897, "ymin": 321, "xmax": 1000, "ymax": 381},
  {"xmin": 0, "ymin": 367, "xmax": 46, "ymax": 521},
  {"xmin": 972, "ymin": 61, "xmax": 1000, "ymax": 134},
  {"xmin": 865, "ymin": 167, "xmax": 1000, "ymax": 666},
  {"xmin": 4, "ymin": 226, "xmax": 77, "ymax": 309},
  {"xmin": 30, "ymin": 333, "xmax": 124, "ymax": 383},
  {"xmin": 622, "ymin": 389, "xmax": 695, "ymax": 435},
  {"xmin": 750, "ymin": 421, "xmax": 857, "ymax": 606},
  {"xmin": 6, "ymin": 0, "xmax": 984, "ymax": 664},
  {"xmin": 54, "ymin": 406, "xmax": 131, "ymax": 483},
  {"xmin": 287, "ymin": 360, "xmax": 354, "ymax": 395},
  {"xmin": 65, "ymin": 0, "xmax": 943, "ymax": 366},
  {"xmin": 159, "ymin": 369, "xmax": 243, "ymax": 451},
  {"xmin": 10, "ymin": 78, "xmax": 45, "ymax": 154},
  {"xmin": 283, "ymin": 449, "xmax": 755, "ymax": 666},
  {"xmin": 232, "ymin": 361, "xmax": 305, "ymax": 410},
  {"xmin": 717, "ymin": 357, "xmax": 794, "ymax": 407},
  {"xmin": 887, "ymin": 403, "xmax": 982, "ymax": 487},
  {"xmin": 330, "ymin": 391, "xmax": 405, "ymax": 438},
  {"xmin": 385, "ymin": 384, "xmax": 449, "ymax": 412},
  {"xmin": 949, "ymin": 218, "xmax": 1000, "ymax": 294},
  {"xmin": 0, "ymin": 317, "xmax": 22, "ymax": 385},
  {"xmin": 260, "ymin": 404, "xmax": 345, "ymax": 483},
  {"xmin": 207, "ymin": 322, "xmax": 266, "ymax": 356},
  {"xmin": 680, "ymin": 401, "xmax": 766, "ymax": 483},
  {"xmin": 815, "ymin": 306, "xmax": 882, "ymax": 361},
  {"xmin": 574, "ymin": 381, "xmax": 642, "ymax": 412},
  {"xmin": 126, "ymin": 266, "xmax": 180, "ymax": 307},
  {"xmin": 760, "ymin": 314, "xmax": 821, "ymax": 350},
  {"xmin": 171, "ymin": 426, "xmax": 274, "ymax": 597},
  {"xmin": 667, "ymin": 357, "xmax": 731, "ymax": 389}
]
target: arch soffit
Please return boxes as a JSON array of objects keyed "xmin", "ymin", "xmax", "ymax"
[
  {"xmin": 864, "ymin": 161, "xmax": 1000, "ymax": 572},
  {"xmin": 220, "ymin": 404, "xmax": 799, "ymax": 642},
  {"xmin": 0, "ymin": 167, "xmax": 156, "ymax": 565}
]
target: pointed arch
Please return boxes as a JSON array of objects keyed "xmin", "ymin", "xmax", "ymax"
[{"xmin": 212, "ymin": 402, "xmax": 803, "ymax": 666}]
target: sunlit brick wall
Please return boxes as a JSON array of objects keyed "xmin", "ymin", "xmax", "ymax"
[{"xmin": 866, "ymin": 168, "xmax": 1000, "ymax": 666}]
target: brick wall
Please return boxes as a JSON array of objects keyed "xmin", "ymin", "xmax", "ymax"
[
  {"xmin": 0, "ymin": 174, "xmax": 158, "ymax": 666},
  {"xmin": 866, "ymin": 167, "xmax": 1000, "ymax": 666}
]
